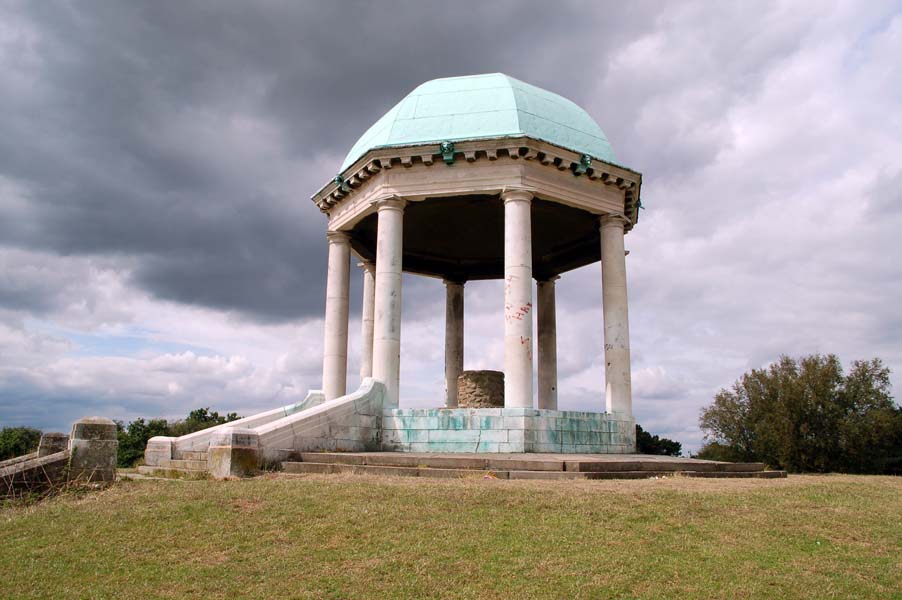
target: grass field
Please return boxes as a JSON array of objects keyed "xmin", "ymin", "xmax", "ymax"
[{"xmin": 1, "ymin": 473, "xmax": 900, "ymax": 599}]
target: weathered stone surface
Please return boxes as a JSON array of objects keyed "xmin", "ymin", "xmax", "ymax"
[
  {"xmin": 69, "ymin": 417, "xmax": 117, "ymax": 483},
  {"xmin": 144, "ymin": 436, "xmax": 175, "ymax": 466},
  {"xmin": 457, "ymin": 370, "xmax": 504, "ymax": 408},
  {"xmin": 208, "ymin": 428, "xmax": 260, "ymax": 479},
  {"xmin": 37, "ymin": 432, "xmax": 68, "ymax": 457}
]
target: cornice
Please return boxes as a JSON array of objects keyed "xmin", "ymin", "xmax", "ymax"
[{"xmin": 311, "ymin": 136, "xmax": 643, "ymax": 230}]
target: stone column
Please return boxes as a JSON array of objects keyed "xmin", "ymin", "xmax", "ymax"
[
  {"xmin": 502, "ymin": 189, "xmax": 534, "ymax": 409},
  {"xmin": 322, "ymin": 231, "xmax": 351, "ymax": 401},
  {"xmin": 444, "ymin": 280, "xmax": 465, "ymax": 407},
  {"xmin": 359, "ymin": 261, "xmax": 376, "ymax": 381},
  {"xmin": 537, "ymin": 276, "xmax": 559, "ymax": 411},
  {"xmin": 372, "ymin": 198, "xmax": 406, "ymax": 408},
  {"xmin": 600, "ymin": 215, "xmax": 632, "ymax": 416}
]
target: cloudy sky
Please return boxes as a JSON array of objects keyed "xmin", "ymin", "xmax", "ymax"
[{"xmin": 1, "ymin": 1, "xmax": 900, "ymax": 451}]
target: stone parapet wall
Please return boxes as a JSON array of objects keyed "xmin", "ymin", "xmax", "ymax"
[{"xmin": 382, "ymin": 408, "xmax": 635, "ymax": 453}]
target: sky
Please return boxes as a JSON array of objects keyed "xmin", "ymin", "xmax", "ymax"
[{"xmin": 1, "ymin": 1, "xmax": 900, "ymax": 452}]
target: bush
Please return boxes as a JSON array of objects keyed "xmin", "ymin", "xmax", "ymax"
[
  {"xmin": 0, "ymin": 427, "xmax": 42, "ymax": 461},
  {"xmin": 699, "ymin": 354, "xmax": 901, "ymax": 473}
]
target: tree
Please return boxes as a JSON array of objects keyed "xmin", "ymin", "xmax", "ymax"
[
  {"xmin": 167, "ymin": 407, "xmax": 240, "ymax": 437},
  {"xmin": 115, "ymin": 407, "xmax": 242, "ymax": 467},
  {"xmin": 635, "ymin": 424, "xmax": 682, "ymax": 456},
  {"xmin": 698, "ymin": 354, "xmax": 901, "ymax": 473},
  {"xmin": 116, "ymin": 418, "xmax": 170, "ymax": 468},
  {"xmin": 0, "ymin": 427, "xmax": 42, "ymax": 461}
]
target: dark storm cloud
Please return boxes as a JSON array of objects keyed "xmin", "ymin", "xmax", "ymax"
[{"xmin": 0, "ymin": 1, "xmax": 651, "ymax": 321}]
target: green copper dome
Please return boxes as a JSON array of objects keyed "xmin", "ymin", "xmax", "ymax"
[{"xmin": 340, "ymin": 73, "xmax": 616, "ymax": 171}]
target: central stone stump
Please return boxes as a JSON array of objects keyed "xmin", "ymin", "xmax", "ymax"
[{"xmin": 457, "ymin": 370, "xmax": 504, "ymax": 408}]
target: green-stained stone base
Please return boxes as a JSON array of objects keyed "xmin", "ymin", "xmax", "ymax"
[{"xmin": 381, "ymin": 408, "xmax": 635, "ymax": 453}]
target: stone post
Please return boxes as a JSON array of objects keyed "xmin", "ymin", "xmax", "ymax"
[
  {"xmin": 502, "ymin": 189, "xmax": 534, "ymax": 409},
  {"xmin": 68, "ymin": 417, "xmax": 117, "ymax": 483},
  {"xmin": 537, "ymin": 276, "xmax": 559, "ymax": 410},
  {"xmin": 323, "ymin": 231, "xmax": 351, "ymax": 401},
  {"xmin": 444, "ymin": 280, "xmax": 465, "ymax": 407},
  {"xmin": 359, "ymin": 261, "xmax": 376, "ymax": 381},
  {"xmin": 208, "ymin": 428, "xmax": 260, "ymax": 479},
  {"xmin": 600, "ymin": 215, "xmax": 632, "ymax": 416},
  {"xmin": 372, "ymin": 197, "xmax": 406, "ymax": 408}
]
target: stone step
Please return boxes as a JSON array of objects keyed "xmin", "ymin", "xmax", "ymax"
[
  {"xmin": 159, "ymin": 459, "xmax": 208, "ymax": 471},
  {"xmin": 179, "ymin": 451, "xmax": 207, "ymax": 461},
  {"xmin": 136, "ymin": 465, "xmax": 210, "ymax": 480},
  {"xmin": 282, "ymin": 461, "xmax": 785, "ymax": 481},
  {"xmin": 289, "ymin": 452, "xmax": 771, "ymax": 474},
  {"xmin": 296, "ymin": 452, "xmax": 490, "ymax": 470},
  {"xmin": 678, "ymin": 470, "xmax": 786, "ymax": 479}
]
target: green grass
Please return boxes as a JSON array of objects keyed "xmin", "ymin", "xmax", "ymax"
[{"xmin": 1, "ymin": 474, "xmax": 900, "ymax": 599}]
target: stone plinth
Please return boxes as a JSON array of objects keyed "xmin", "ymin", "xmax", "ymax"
[
  {"xmin": 382, "ymin": 408, "xmax": 635, "ymax": 453},
  {"xmin": 208, "ymin": 428, "xmax": 260, "ymax": 479},
  {"xmin": 69, "ymin": 417, "xmax": 118, "ymax": 483},
  {"xmin": 457, "ymin": 370, "xmax": 504, "ymax": 408}
]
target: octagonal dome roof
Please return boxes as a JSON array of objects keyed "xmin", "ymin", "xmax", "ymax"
[{"xmin": 340, "ymin": 73, "xmax": 616, "ymax": 171}]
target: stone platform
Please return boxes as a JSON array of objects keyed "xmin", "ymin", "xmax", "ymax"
[
  {"xmin": 282, "ymin": 452, "xmax": 786, "ymax": 480},
  {"xmin": 382, "ymin": 408, "xmax": 635, "ymax": 453}
]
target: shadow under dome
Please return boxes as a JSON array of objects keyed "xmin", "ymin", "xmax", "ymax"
[{"xmin": 348, "ymin": 195, "xmax": 601, "ymax": 282}]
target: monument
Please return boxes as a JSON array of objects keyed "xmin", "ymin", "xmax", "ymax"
[
  {"xmin": 314, "ymin": 73, "xmax": 642, "ymax": 453},
  {"xmin": 144, "ymin": 73, "xmax": 649, "ymax": 474}
]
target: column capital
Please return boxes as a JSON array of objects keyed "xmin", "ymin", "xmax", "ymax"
[
  {"xmin": 500, "ymin": 188, "xmax": 534, "ymax": 204},
  {"xmin": 443, "ymin": 278, "xmax": 466, "ymax": 287},
  {"xmin": 599, "ymin": 213, "xmax": 630, "ymax": 230},
  {"xmin": 326, "ymin": 230, "xmax": 351, "ymax": 244},
  {"xmin": 372, "ymin": 196, "xmax": 407, "ymax": 212},
  {"xmin": 537, "ymin": 275, "xmax": 561, "ymax": 285},
  {"xmin": 357, "ymin": 261, "xmax": 375, "ymax": 274}
]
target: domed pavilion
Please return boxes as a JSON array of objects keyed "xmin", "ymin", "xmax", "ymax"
[{"xmin": 311, "ymin": 73, "xmax": 643, "ymax": 452}]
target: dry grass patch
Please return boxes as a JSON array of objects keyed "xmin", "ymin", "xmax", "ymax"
[{"xmin": 1, "ymin": 474, "xmax": 899, "ymax": 599}]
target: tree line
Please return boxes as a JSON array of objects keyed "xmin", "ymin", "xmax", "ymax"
[{"xmin": 697, "ymin": 354, "xmax": 901, "ymax": 474}]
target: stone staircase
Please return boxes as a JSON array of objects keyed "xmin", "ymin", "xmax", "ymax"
[
  {"xmin": 137, "ymin": 451, "xmax": 210, "ymax": 479},
  {"xmin": 281, "ymin": 452, "xmax": 787, "ymax": 480}
]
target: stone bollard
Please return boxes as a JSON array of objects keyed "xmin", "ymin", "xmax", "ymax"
[
  {"xmin": 69, "ymin": 417, "xmax": 118, "ymax": 483},
  {"xmin": 457, "ymin": 370, "xmax": 505, "ymax": 408},
  {"xmin": 37, "ymin": 432, "xmax": 69, "ymax": 457},
  {"xmin": 208, "ymin": 428, "xmax": 259, "ymax": 479}
]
